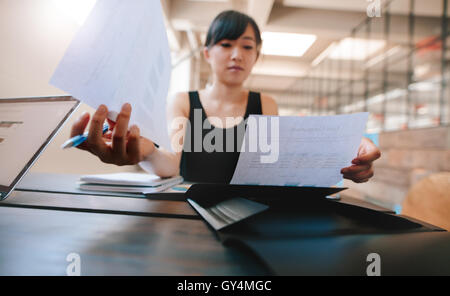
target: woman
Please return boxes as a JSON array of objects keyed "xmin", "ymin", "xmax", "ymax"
[{"xmin": 70, "ymin": 10, "xmax": 380, "ymax": 184}]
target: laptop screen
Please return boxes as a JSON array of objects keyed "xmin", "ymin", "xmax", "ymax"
[{"xmin": 0, "ymin": 96, "xmax": 79, "ymax": 200}]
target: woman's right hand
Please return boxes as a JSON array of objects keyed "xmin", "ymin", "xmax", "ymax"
[{"xmin": 70, "ymin": 103, "xmax": 156, "ymax": 166}]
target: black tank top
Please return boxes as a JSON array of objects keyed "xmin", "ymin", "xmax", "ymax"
[{"xmin": 180, "ymin": 91, "xmax": 262, "ymax": 183}]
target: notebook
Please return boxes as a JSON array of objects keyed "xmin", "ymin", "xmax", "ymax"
[{"xmin": 78, "ymin": 172, "xmax": 183, "ymax": 194}]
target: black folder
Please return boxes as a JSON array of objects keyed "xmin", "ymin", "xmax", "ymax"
[
  {"xmin": 185, "ymin": 183, "xmax": 448, "ymax": 275},
  {"xmin": 186, "ymin": 183, "xmax": 345, "ymax": 207}
]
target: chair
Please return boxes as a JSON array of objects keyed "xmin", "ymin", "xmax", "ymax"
[{"xmin": 402, "ymin": 172, "xmax": 450, "ymax": 231}]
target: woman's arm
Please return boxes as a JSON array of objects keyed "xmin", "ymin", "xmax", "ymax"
[
  {"xmin": 138, "ymin": 92, "xmax": 190, "ymax": 177},
  {"xmin": 261, "ymin": 93, "xmax": 278, "ymax": 115},
  {"xmin": 139, "ymin": 147, "xmax": 181, "ymax": 177}
]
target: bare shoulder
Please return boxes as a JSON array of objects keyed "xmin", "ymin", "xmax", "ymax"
[
  {"xmin": 260, "ymin": 93, "xmax": 278, "ymax": 115},
  {"xmin": 167, "ymin": 92, "xmax": 190, "ymax": 118}
]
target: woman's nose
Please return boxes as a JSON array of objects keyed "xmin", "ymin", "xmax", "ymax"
[{"xmin": 231, "ymin": 47, "xmax": 243, "ymax": 61}]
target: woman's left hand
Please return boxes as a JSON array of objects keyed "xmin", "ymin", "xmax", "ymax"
[{"xmin": 341, "ymin": 137, "xmax": 381, "ymax": 183}]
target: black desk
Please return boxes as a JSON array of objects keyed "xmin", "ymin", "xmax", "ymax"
[
  {"xmin": 0, "ymin": 173, "xmax": 449, "ymax": 275},
  {"xmin": 11, "ymin": 172, "xmax": 393, "ymax": 215},
  {"xmin": 0, "ymin": 207, "xmax": 267, "ymax": 275},
  {"xmin": 3, "ymin": 190, "xmax": 197, "ymax": 219}
]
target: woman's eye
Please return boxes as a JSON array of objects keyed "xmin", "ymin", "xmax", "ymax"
[
  {"xmin": 244, "ymin": 46, "xmax": 253, "ymax": 50},
  {"xmin": 221, "ymin": 43, "xmax": 231, "ymax": 48}
]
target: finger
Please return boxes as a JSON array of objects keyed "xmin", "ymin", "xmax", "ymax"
[
  {"xmin": 127, "ymin": 125, "xmax": 141, "ymax": 164},
  {"xmin": 352, "ymin": 178, "xmax": 370, "ymax": 183},
  {"xmin": 341, "ymin": 164, "xmax": 371, "ymax": 175},
  {"xmin": 103, "ymin": 130, "xmax": 130, "ymax": 140},
  {"xmin": 343, "ymin": 168, "xmax": 374, "ymax": 181},
  {"xmin": 342, "ymin": 172, "xmax": 373, "ymax": 182},
  {"xmin": 87, "ymin": 105, "xmax": 110, "ymax": 155},
  {"xmin": 354, "ymin": 148, "xmax": 381, "ymax": 164},
  {"xmin": 112, "ymin": 103, "xmax": 131, "ymax": 158},
  {"xmin": 69, "ymin": 112, "xmax": 90, "ymax": 150},
  {"xmin": 343, "ymin": 173, "xmax": 370, "ymax": 183},
  {"xmin": 70, "ymin": 112, "xmax": 90, "ymax": 137}
]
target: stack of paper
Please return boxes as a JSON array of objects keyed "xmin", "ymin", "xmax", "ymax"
[{"xmin": 78, "ymin": 173, "xmax": 183, "ymax": 194}]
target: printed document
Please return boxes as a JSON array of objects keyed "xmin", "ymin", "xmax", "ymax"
[
  {"xmin": 230, "ymin": 113, "xmax": 369, "ymax": 187},
  {"xmin": 50, "ymin": 0, "xmax": 172, "ymax": 150}
]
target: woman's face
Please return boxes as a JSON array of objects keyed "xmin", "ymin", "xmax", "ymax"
[{"xmin": 204, "ymin": 24, "xmax": 259, "ymax": 86}]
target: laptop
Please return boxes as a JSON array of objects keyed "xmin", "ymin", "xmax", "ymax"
[{"xmin": 0, "ymin": 96, "xmax": 80, "ymax": 200}]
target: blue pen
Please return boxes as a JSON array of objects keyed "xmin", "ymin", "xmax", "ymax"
[{"xmin": 61, "ymin": 123, "xmax": 109, "ymax": 149}]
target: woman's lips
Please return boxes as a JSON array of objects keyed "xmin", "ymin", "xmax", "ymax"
[{"xmin": 228, "ymin": 66, "xmax": 244, "ymax": 71}]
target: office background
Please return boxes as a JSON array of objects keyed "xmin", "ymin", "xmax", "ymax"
[{"xmin": 0, "ymin": 0, "xmax": 449, "ymax": 212}]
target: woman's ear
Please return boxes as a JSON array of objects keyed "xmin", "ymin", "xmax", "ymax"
[{"xmin": 203, "ymin": 46, "xmax": 210, "ymax": 63}]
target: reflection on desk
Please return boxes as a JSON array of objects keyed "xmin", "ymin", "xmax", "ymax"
[
  {"xmin": 2, "ymin": 190, "xmax": 197, "ymax": 219},
  {"xmin": 0, "ymin": 207, "xmax": 269, "ymax": 275}
]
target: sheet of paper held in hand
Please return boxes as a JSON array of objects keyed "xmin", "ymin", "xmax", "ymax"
[
  {"xmin": 230, "ymin": 113, "xmax": 369, "ymax": 187},
  {"xmin": 50, "ymin": 0, "xmax": 172, "ymax": 150}
]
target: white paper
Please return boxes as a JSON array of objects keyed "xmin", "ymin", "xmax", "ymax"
[
  {"xmin": 50, "ymin": 0, "xmax": 172, "ymax": 150},
  {"xmin": 79, "ymin": 177, "xmax": 183, "ymax": 193},
  {"xmin": 230, "ymin": 113, "xmax": 369, "ymax": 187},
  {"xmin": 79, "ymin": 172, "xmax": 183, "ymax": 186}
]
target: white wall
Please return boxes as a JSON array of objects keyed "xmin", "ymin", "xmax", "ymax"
[{"xmin": 170, "ymin": 49, "xmax": 193, "ymax": 94}]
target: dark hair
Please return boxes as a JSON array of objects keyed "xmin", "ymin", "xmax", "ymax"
[{"xmin": 205, "ymin": 10, "xmax": 262, "ymax": 50}]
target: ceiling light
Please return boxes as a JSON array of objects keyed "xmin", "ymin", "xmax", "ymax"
[
  {"xmin": 329, "ymin": 37, "xmax": 386, "ymax": 60},
  {"xmin": 408, "ymin": 81, "xmax": 439, "ymax": 92},
  {"xmin": 262, "ymin": 32, "xmax": 317, "ymax": 57},
  {"xmin": 341, "ymin": 88, "xmax": 406, "ymax": 113},
  {"xmin": 365, "ymin": 46, "xmax": 402, "ymax": 68},
  {"xmin": 414, "ymin": 63, "xmax": 432, "ymax": 78},
  {"xmin": 311, "ymin": 42, "xmax": 337, "ymax": 66}
]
